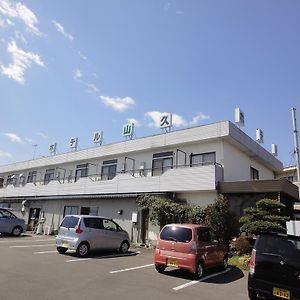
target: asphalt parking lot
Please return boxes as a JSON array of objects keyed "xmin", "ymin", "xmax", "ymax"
[{"xmin": 0, "ymin": 234, "xmax": 249, "ymax": 300}]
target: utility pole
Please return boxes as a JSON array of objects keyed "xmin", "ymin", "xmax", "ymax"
[{"xmin": 291, "ymin": 108, "xmax": 300, "ymax": 201}]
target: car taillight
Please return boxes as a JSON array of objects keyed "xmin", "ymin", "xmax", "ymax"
[
  {"xmin": 75, "ymin": 222, "xmax": 83, "ymax": 234},
  {"xmin": 191, "ymin": 241, "xmax": 197, "ymax": 253},
  {"xmin": 249, "ymin": 249, "xmax": 256, "ymax": 276}
]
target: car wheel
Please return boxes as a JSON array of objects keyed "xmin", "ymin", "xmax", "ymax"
[
  {"xmin": 56, "ymin": 247, "xmax": 67, "ymax": 254},
  {"xmin": 76, "ymin": 242, "xmax": 90, "ymax": 257},
  {"xmin": 155, "ymin": 264, "xmax": 166, "ymax": 273},
  {"xmin": 194, "ymin": 262, "xmax": 204, "ymax": 279},
  {"xmin": 11, "ymin": 226, "xmax": 22, "ymax": 237},
  {"xmin": 222, "ymin": 256, "xmax": 228, "ymax": 270},
  {"xmin": 119, "ymin": 241, "xmax": 129, "ymax": 254}
]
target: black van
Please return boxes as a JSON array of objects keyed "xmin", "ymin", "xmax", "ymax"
[{"xmin": 248, "ymin": 232, "xmax": 300, "ymax": 300}]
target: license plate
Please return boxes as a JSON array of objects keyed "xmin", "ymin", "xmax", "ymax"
[
  {"xmin": 273, "ymin": 287, "xmax": 290, "ymax": 299},
  {"xmin": 62, "ymin": 242, "xmax": 68, "ymax": 248},
  {"xmin": 167, "ymin": 259, "xmax": 178, "ymax": 267}
]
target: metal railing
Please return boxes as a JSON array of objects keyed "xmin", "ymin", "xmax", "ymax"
[{"xmin": 0, "ymin": 162, "xmax": 222, "ymax": 188}]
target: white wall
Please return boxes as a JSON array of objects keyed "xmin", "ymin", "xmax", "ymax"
[
  {"xmin": 286, "ymin": 221, "xmax": 300, "ymax": 236},
  {"xmin": 222, "ymin": 141, "xmax": 274, "ymax": 181}
]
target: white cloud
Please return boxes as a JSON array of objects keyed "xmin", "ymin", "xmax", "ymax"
[
  {"xmin": 0, "ymin": 16, "xmax": 13, "ymax": 27},
  {"xmin": 100, "ymin": 96, "xmax": 135, "ymax": 112},
  {"xmin": 127, "ymin": 118, "xmax": 140, "ymax": 127},
  {"xmin": 73, "ymin": 68, "xmax": 82, "ymax": 80},
  {"xmin": 78, "ymin": 51, "xmax": 87, "ymax": 60},
  {"xmin": 145, "ymin": 111, "xmax": 187, "ymax": 128},
  {"xmin": 52, "ymin": 20, "xmax": 74, "ymax": 41},
  {"xmin": 189, "ymin": 113, "xmax": 210, "ymax": 125},
  {"xmin": 0, "ymin": 40, "xmax": 45, "ymax": 84},
  {"xmin": 0, "ymin": 150, "xmax": 12, "ymax": 158},
  {"xmin": 0, "ymin": 0, "xmax": 42, "ymax": 36},
  {"xmin": 24, "ymin": 137, "xmax": 33, "ymax": 143},
  {"xmin": 35, "ymin": 132, "xmax": 48, "ymax": 139},
  {"xmin": 15, "ymin": 30, "xmax": 27, "ymax": 44},
  {"xmin": 86, "ymin": 83, "xmax": 99, "ymax": 93},
  {"xmin": 3, "ymin": 133, "xmax": 23, "ymax": 143}
]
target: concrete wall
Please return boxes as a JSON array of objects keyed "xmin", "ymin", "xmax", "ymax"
[{"xmin": 222, "ymin": 141, "xmax": 274, "ymax": 182}]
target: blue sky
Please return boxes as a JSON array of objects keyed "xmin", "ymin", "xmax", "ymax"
[{"xmin": 0, "ymin": 0, "xmax": 299, "ymax": 167}]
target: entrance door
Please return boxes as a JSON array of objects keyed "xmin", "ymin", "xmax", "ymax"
[{"xmin": 28, "ymin": 208, "xmax": 40, "ymax": 231}]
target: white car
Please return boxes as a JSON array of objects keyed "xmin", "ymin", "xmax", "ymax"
[{"xmin": 55, "ymin": 215, "xmax": 130, "ymax": 257}]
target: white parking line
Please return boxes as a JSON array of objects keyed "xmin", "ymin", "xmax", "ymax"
[
  {"xmin": 66, "ymin": 251, "xmax": 141, "ymax": 263},
  {"xmin": 0, "ymin": 239, "xmax": 55, "ymax": 243},
  {"xmin": 173, "ymin": 268, "xmax": 231, "ymax": 291},
  {"xmin": 34, "ymin": 250, "xmax": 58, "ymax": 254},
  {"xmin": 9, "ymin": 244, "xmax": 54, "ymax": 248},
  {"xmin": 109, "ymin": 263, "xmax": 154, "ymax": 274}
]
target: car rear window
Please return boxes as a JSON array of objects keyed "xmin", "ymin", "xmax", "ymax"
[
  {"xmin": 256, "ymin": 234, "xmax": 300, "ymax": 262},
  {"xmin": 61, "ymin": 216, "xmax": 79, "ymax": 228},
  {"xmin": 160, "ymin": 226, "xmax": 192, "ymax": 243}
]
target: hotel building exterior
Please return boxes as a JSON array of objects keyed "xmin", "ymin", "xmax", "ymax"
[{"xmin": 0, "ymin": 121, "xmax": 298, "ymax": 242}]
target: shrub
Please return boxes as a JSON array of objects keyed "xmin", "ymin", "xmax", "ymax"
[{"xmin": 234, "ymin": 236, "xmax": 252, "ymax": 255}]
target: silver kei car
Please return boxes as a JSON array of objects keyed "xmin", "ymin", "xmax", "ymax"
[
  {"xmin": 55, "ymin": 215, "xmax": 130, "ymax": 257},
  {"xmin": 0, "ymin": 208, "xmax": 26, "ymax": 237}
]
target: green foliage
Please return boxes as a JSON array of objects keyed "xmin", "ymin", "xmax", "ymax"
[
  {"xmin": 240, "ymin": 198, "xmax": 290, "ymax": 235},
  {"xmin": 137, "ymin": 194, "xmax": 239, "ymax": 243},
  {"xmin": 205, "ymin": 196, "xmax": 239, "ymax": 244},
  {"xmin": 136, "ymin": 194, "xmax": 206, "ymax": 227}
]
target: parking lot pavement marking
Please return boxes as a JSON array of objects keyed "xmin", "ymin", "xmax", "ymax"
[
  {"xmin": 172, "ymin": 268, "xmax": 231, "ymax": 291},
  {"xmin": 65, "ymin": 258, "xmax": 91, "ymax": 262},
  {"xmin": 65, "ymin": 251, "xmax": 141, "ymax": 263},
  {"xmin": 34, "ymin": 250, "xmax": 58, "ymax": 254},
  {"xmin": 9, "ymin": 244, "xmax": 55, "ymax": 248},
  {"xmin": 0, "ymin": 238, "xmax": 55, "ymax": 243},
  {"xmin": 109, "ymin": 263, "xmax": 154, "ymax": 274}
]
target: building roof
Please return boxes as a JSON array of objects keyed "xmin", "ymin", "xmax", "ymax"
[
  {"xmin": 218, "ymin": 179, "xmax": 299, "ymax": 201},
  {"xmin": 0, "ymin": 121, "xmax": 282, "ymax": 174}
]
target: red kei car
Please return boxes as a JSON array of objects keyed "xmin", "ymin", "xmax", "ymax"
[{"xmin": 154, "ymin": 224, "xmax": 228, "ymax": 278}]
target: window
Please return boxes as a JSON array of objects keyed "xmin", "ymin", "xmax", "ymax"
[
  {"xmin": 160, "ymin": 226, "xmax": 192, "ymax": 243},
  {"xmin": 0, "ymin": 209, "xmax": 16, "ymax": 219},
  {"xmin": 80, "ymin": 206, "xmax": 98, "ymax": 216},
  {"xmin": 0, "ymin": 203, "xmax": 10, "ymax": 208},
  {"xmin": 101, "ymin": 159, "xmax": 117, "ymax": 180},
  {"xmin": 61, "ymin": 216, "xmax": 79, "ymax": 228},
  {"xmin": 103, "ymin": 219, "xmax": 118, "ymax": 231},
  {"xmin": 44, "ymin": 169, "xmax": 55, "ymax": 184},
  {"xmin": 190, "ymin": 152, "xmax": 216, "ymax": 167},
  {"xmin": 0, "ymin": 178, "xmax": 4, "ymax": 188},
  {"xmin": 6, "ymin": 174, "xmax": 15, "ymax": 185},
  {"xmin": 75, "ymin": 164, "xmax": 89, "ymax": 182},
  {"xmin": 84, "ymin": 218, "xmax": 103, "ymax": 229},
  {"xmin": 250, "ymin": 167, "xmax": 259, "ymax": 180},
  {"xmin": 27, "ymin": 171, "xmax": 37, "ymax": 183},
  {"xmin": 152, "ymin": 151, "xmax": 173, "ymax": 176},
  {"xmin": 63, "ymin": 206, "xmax": 79, "ymax": 217}
]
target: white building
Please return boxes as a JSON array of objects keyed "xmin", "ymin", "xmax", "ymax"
[{"xmin": 0, "ymin": 121, "xmax": 298, "ymax": 241}]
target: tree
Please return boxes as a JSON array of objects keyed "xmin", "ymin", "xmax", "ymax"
[
  {"xmin": 205, "ymin": 196, "xmax": 239, "ymax": 244},
  {"xmin": 239, "ymin": 198, "xmax": 290, "ymax": 235},
  {"xmin": 136, "ymin": 194, "xmax": 205, "ymax": 228}
]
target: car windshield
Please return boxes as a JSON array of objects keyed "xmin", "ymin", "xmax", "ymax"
[
  {"xmin": 61, "ymin": 216, "xmax": 79, "ymax": 228},
  {"xmin": 0, "ymin": 209, "xmax": 16, "ymax": 219},
  {"xmin": 160, "ymin": 226, "xmax": 192, "ymax": 243},
  {"xmin": 257, "ymin": 234, "xmax": 300, "ymax": 262}
]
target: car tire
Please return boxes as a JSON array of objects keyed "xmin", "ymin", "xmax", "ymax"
[
  {"xmin": 155, "ymin": 264, "xmax": 166, "ymax": 273},
  {"xmin": 76, "ymin": 242, "xmax": 90, "ymax": 258},
  {"xmin": 194, "ymin": 262, "xmax": 204, "ymax": 279},
  {"xmin": 119, "ymin": 241, "xmax": 129, "ymax": 254},
  {"xmin": 11, "ymin": 226, "xmax": 22, "ymax": 237},
  {"xmin": 56, "ymin": 247, "xmax": 67, "ymax": 254},
  {"xmin": 222, "ymin": 255, "xmax": 228, "ymax": 270}
]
